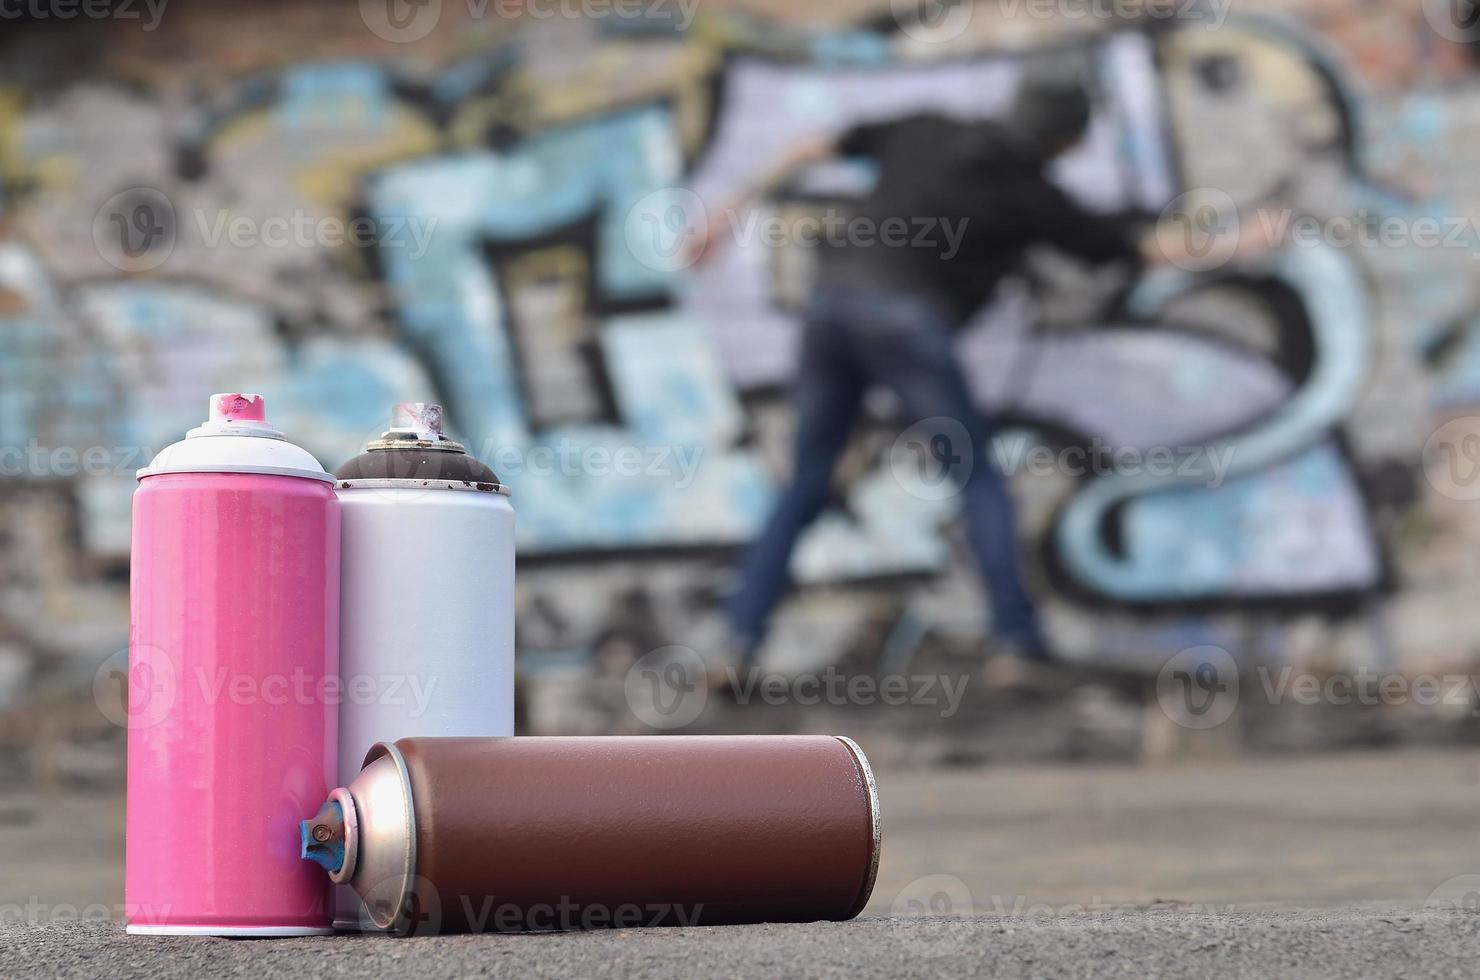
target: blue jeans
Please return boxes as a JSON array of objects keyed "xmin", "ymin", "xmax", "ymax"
[{"xmin": 726, "ymin": 284, "xmax": 1044, "ymax": 660}]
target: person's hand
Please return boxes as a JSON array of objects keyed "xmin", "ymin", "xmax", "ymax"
[
  {"xmin": 686, "ymin": 201, "xmax": 738, "ymax": 267},
  {"xmin": 688, "ymin": 136, "xmax": 836, "ymax": 267},
  {"xmin": 1141, "ymin": 204, "xmax": 1276, "ymax": 270},
  {"xmin": 686, "ymin": 220, "xmax": 722, "ymax": 267}
]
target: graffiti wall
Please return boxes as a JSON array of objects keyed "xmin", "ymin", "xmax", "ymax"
[{"xmin": 0, "ymin": 1, "xmax": 1473, "ymax": 738}]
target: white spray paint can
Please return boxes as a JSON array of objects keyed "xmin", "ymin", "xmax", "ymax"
[{"xmin": 332, "ymin": 402, "xmax": 514, "ymax": 928}]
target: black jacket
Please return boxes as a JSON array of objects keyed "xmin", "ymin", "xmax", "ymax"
[{"xmin": 817, "ymin": 113, "xmax": 1140, "ymax": 325}]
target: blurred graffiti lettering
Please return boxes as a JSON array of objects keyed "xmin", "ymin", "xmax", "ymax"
[{"xmin": 0, "ymin": 8, "xmax": 1459, "ymax": 705}]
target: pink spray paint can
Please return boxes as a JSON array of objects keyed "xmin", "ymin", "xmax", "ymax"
[{"xmin": 126, "ymin": 393, "xmax": 340, "ymax": 936}]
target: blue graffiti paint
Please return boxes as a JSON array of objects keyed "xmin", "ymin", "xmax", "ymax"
[
  {"xmin": 366, "ymin": 106, "xmax": 775, "ymax": 551},
  {"xmin": 276, "ymin": 62, "xmax": 393, "ymax": 132},
  {"xmin": 1056, "ymin": 242, "xmax": 1377, "ymax": 599}
]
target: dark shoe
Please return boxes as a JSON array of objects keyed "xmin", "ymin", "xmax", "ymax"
[{"xmin": 981, "ymin": 639, "xmax": 1072, "ymax": 694}]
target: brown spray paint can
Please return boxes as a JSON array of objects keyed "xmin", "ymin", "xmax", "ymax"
[{"xmin": 301, "ymin": 736, "xmax": 880, "ymax": 934}]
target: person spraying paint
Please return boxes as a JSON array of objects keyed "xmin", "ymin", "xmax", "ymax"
[{"xmin": 693, "ymin": 69, "xmax": 1182, "ymax": 674}]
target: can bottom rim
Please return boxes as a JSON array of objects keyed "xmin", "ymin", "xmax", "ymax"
[
  {"xmin": 126, "ymin": 924, "xmax": 334, "ymax": 937},
  {"xmin": 331, "ymin": 917, "xmax": 379, "ymax": 932}
]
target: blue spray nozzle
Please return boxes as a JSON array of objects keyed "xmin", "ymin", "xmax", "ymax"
[{"xmin": 300, "ymin": 800, "xmax": 346, "ymax": 874}]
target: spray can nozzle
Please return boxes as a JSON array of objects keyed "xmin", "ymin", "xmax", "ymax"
[
  {"xmin": 368, "ymin": 401, "xmax": 465, "ymax": 452},
  {"xmin": 300, "ymin": 800, "xmax": 346, "ymax": 874},
  {"xmin": 185, "ymin": 392, "xmax": 285, "ymax": 441},
  {"xmin": 210, "ymin": 393, "xmax": 267, "ymax": 424}
]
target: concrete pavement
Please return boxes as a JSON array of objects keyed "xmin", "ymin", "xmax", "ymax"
[
  {"xmin": 8, "ymin": 748, "xmax": 1480, "ymax": 976},
  {"xmin": 7, "ymin": 908, "xmax": 1480, "ymax": 979}
]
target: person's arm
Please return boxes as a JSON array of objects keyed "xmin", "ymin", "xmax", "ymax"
[
  {"xmin": 689, "ymin": 134, "xmax": 837, "ymax": 266},
  {"xmin": 1146, "ymin": 204, "xmax": 1276, "ymax": 269},
  {"xmin": 1029, "ymin": 181, "xmax": 1275, "ymax": 269},
  {"xmin": 1028, "ymin": 181, "xmax": 1146, "ymax": 266},
  {"xmin": 731, "ymin": 134, "xmax": 837, "ymax": 214}
]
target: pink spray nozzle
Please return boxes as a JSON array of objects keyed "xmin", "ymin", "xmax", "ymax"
[
  {"xmin": 184, "ymin": 391, "xmax": 284, "ymax": 442},
  {"xmin": 209, "ymin": 393, "xmax": 267, "ymax": 424}
]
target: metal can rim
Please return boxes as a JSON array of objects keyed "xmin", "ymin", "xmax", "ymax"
[
  {"xmin": 137, "ymin": 463, "xmax": 336, "ymax": 483},
  {"xmin": 336, "ymin": 477, "xmax": 511, "ymax": 496},
  {"xmin": 834, "ymin": 735, "xmax": 881, "ymax": 920},
  {"xmin": 360, "ymin": 741, "xmax": 420, "ymax": 934}
]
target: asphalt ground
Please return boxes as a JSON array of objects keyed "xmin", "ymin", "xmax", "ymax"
[
  {"xmin": 7, "ymin": 908, "xmax": 1480, "ymax": 979},
  {"xmin": 8, "ymin": 748, "xmax": 1480, "ymax": 977}
]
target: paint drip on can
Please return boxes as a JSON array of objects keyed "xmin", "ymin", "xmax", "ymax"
[
  {"xmin": 300, "ymin": 736, "xmax": 881, "ymax": 934},
  {"xmin": 127, "ymin": 393, "xmax": 340, "ymax": 936},
  {"xmin": 332, "ymin": 404, "xmax": 515, "ymax": 928}
]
